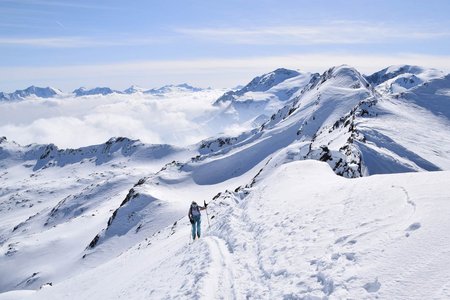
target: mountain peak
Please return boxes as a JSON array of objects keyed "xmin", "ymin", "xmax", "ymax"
[
  {"xmin": 144, "ymin": 83, "xmax": 202, "ymax": 94},
  {"xmin": 243, "ymin": 68, "xmax": 301, "ymax": 93},
  {"xmin": 123, "ymin": 85, "xmax": 146, "ymax": 94},
  {"xmin": 73, "ymin": 87, "xmax": 117, "ymax": 96},
  {"xmin": 214, "ymin": 68, "xmax": 302, "ymax": 104},
  {"xmin": 316, "ymin": 65, "xmax": 369, "ymax": 90},
  {"xmin": 2, "ymin": 86, "xmax": 62, "ymax": 100},
  {"xmin": 365, "ymin": 65, "xmax": 445, "ymax": 94},
  {"xmin": 365, "ymin": 65, "xmax": 428, "ymax": 86}
]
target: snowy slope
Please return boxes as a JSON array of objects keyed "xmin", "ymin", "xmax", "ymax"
[
  {"xmin": 203, "ymin": 65, "xmax": 450, "ymax": 177},
  {"xmin": 356, "ymin": 66, "xmax": 450, "ymax": 173},
  {"xmin": 366, "ymin": 65, "xmax": 445, "ymax": 95},
  {"xmin": 210, "ymin": 68, "xmax": 318, "ymax": 128},
  {"xmin": 1, "ymin": 64, "xmax": 450, "ymax": 299},
  {"xmin": 0, "ymin": 137, "xmax": 195, "ymax": 292},
  {"xmin": 20, "ymin": 160, "xmax": 450, "ymax": 299},
  {"xmin": 215, "ymin": 68, "xmax": 302, "ymax": 103},
  {"xmin": 365, "ymin": 65, "xmax": 444, "ymax": 86}
]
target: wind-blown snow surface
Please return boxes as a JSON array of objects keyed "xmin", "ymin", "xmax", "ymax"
[{"xmin": 17, "ymin": 160, "xmax": 450, "ymax": 299}]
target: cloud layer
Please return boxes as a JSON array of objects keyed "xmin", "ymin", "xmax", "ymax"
[
  {"xmin": 176, "ymin": 22, "xmax": 450, "ymax": 45},
  {"xmin": 0, "ymin": 90, "xmax": 227, "ymax": 148}
]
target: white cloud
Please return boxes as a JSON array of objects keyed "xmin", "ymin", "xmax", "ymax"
[
  {"xmin": 0, "ymin": 91, "xmax": 224, "ymax": 148},
  {"xmin": 0, "ymin": 36, "xmax": 166, "ymax": 48},
  {"xmin": 176, "ymin": 22, "xmax": 450, "ymax": 45}
]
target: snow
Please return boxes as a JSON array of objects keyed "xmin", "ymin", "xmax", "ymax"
[
  {"xmin": 73, "ymin": 87, "xmax": 118, "ymax": 97},
  {"xmin": 1, "ymin": 64, "xmax": 450, "ymax": 299},
  {"xmin": 17, "ymin": 160, "xmax": 450, "ymax": 299},
  {"xmin": 211, "ymin": 68, "xmax": 317, "ymax": 130},
  {"xmin": 144, "ymin": 83, "xmax": 203, "ymax": 94},
  {"xmin": 0, "ymin": 137, "xmax": 195, "ymax": 292},
  {"xmin": 123, "ymin": 85, "xmax": 145, "ymax": 94},
  {"xmin": 365, "ymin": 65, "xmax": 444, "ymax": 87}
]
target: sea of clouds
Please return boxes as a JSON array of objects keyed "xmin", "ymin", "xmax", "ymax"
[{"xmin": 0, "ymin": 88, "xmax": 246, "ymax": 149}]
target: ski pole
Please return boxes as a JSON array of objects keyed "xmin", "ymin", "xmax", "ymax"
[{"xmin": 204, "ymin": 200, "xmax": 211, "ymax": 229}]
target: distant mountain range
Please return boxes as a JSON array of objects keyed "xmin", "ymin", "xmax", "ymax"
[
  {"xmin": 0, "ymin": 86, "xmax": 63, "ymax": 101},
  {"xmin": 0, "ymin": 83, "xmax": 203, "ymax": 100}
]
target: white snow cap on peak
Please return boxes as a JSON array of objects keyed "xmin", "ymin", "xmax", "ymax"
[{"xmin": 365, "ymin": 64, "xmax": 444, "ymax": 86}]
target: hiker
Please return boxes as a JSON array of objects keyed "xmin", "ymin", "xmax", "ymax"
[{"xmin": 188, "ymin": 201, "xmax": 207, "ymax": 240}]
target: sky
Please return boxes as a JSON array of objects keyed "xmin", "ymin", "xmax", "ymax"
[{"xmin": 1, "ymin": 0, "xmax": 450, "ymax": 91}]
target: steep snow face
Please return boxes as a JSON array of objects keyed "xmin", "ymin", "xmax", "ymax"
[
  {"xmin": 73, "ymin": 87, "xmax": 118, "ymax": 96},
  {"xmin": 24, "ymin": 161, "xmax": 450, "ymax": 300},
  {"xmin": 0, "ymin": 86, "xmax": 62, "ymax": 101}
]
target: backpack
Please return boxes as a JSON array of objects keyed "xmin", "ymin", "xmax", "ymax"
[{"xmin": 191, "ymin": 204, "xmax": 200, "ymax": 217}]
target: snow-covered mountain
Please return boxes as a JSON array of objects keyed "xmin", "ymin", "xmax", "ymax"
[
  {"xmin": 0, "ymin": 86, "xmax": 62, "ymax": 101},
  {"xmin": 144, "ymin": 83, "xmax": 203, "ymax": 95},
  {"xmin": 0, "ymin": 84, "xmax": 205, "ymax": 100},
  {"xmin": 1, "ymin": 64, "xmax": 450, "ymax": 299},
  {"xmin": 365, "ymin": 65, "xmax": 445, "ymax": 94},
  {"xmin": 72, "ymin": 87, "xmax": 119, "ymax": 97},
  {"xmin": 209, "ymin": 68, "xmax": 319, "ymax": 129},
  {"xmin": 205, "ymin": 65, "xmax": 450, "ymax": 177},
  {"xmin": 123, "ymin": 85, "xmax": 146, "ymax": 94},
  {"xmin": 215, "ymin": 68, "xmax": 303, "ymax": 103},
  {"xmin": 0, "ymin": 136, "xmax": 195, "ymax": 293}
]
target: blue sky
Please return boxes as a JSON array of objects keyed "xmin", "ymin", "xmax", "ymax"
[{"xmin": 1, "ymin": 0, "xmax": 450, "ymax": 91}]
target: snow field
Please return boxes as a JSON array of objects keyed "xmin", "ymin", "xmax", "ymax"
[{"xmin": 24, "ymin": 160, "xmax": 450, "ymax": 299}]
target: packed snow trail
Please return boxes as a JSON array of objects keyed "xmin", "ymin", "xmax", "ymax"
[
  {"xmin": 195, "ymin": 161, "xmax": 450, "ymax": 299},
  {"xmin": 21, "ymin": 160, "xmax": 450, "ymax": 299}
]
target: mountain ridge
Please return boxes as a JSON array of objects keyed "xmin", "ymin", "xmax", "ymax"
[{"xmin": 0, "ymin": 84, "xmax": 205, "ymax": 100}]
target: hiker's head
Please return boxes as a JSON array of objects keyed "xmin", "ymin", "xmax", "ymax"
[{"xmin": 191, "ymin": 201, "xmax": 197, "ymax": 207}]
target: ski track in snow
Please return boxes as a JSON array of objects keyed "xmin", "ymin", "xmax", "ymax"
[
  {"xmin": 180, "ymin": 163, "xmax": 449, "ymax": 299},
  {"xmin": 199, "ymin": 237, "xmax": 236, "ymax": 299}
]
